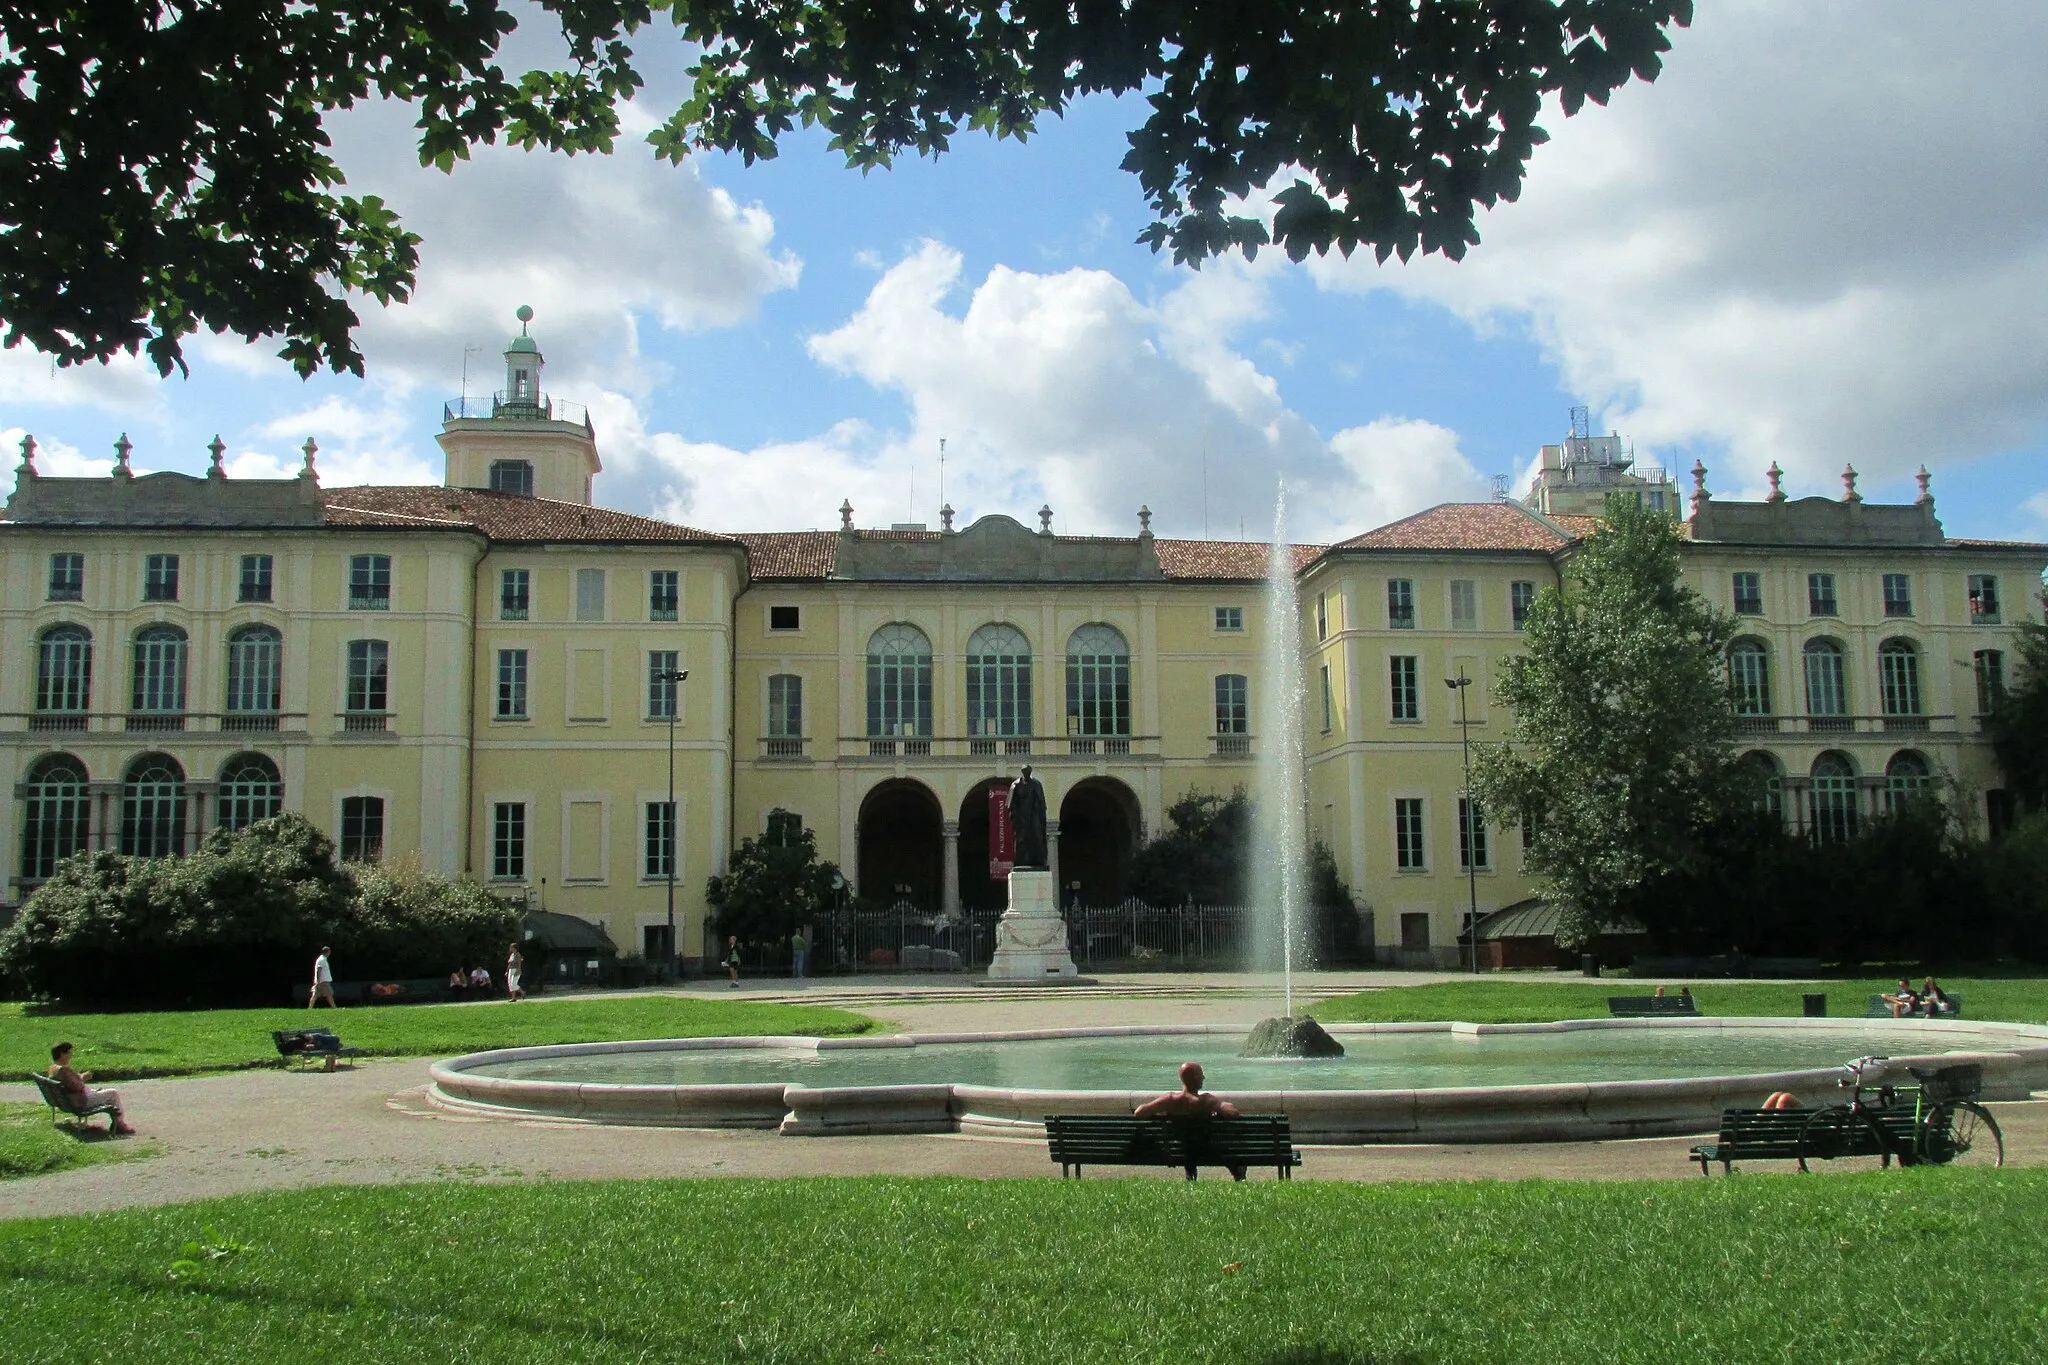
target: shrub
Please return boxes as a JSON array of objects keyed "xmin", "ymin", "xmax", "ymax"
[{"xmin": 342, "ymin": 853, "xmax": 521, "ymax": 981}]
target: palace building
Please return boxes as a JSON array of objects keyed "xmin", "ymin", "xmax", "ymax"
[{"xmin": 4, "ymin": 321, "xmax": 2043, "ymax": 966}]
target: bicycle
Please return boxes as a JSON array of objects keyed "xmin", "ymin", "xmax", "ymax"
[{"xmin": 1796, "ymin": 1055, "xmax": 2003, "ymax": 1171}]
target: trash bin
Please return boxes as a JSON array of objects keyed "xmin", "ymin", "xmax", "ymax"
[
  {"xmin": 1581, "ymin": 954, "xmax": 1599, "ymax": 978},
  {"xmin": 1803, "ymin": 992, "xmax": 1827, "ymax": 1017}
]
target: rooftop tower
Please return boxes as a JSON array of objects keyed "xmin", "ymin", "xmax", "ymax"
[{"xmin": 437, "ymin": 305, "xmax": 601, "ymax": 504}]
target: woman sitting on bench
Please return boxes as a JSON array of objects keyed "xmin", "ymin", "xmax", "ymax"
[{"xmin": 48, "ymin": 1042, "xmax": 136, "ymax": 1135}]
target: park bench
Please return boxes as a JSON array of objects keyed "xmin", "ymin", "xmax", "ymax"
[
  {"xmin": 1044, "ymin": 1114, "xmax": 1301, "ymax": 1181},
  {"xmin": 1608, "ymin": 995, "xmax": 1700, "ymax": 1018},
  {"xmin": 26, "ymin": 1072, "xmax": 121, "ymax": 1131},
  {"xmin": 1690, "ymin": 1106, "xmax": 1924, "ymax": 1174},
  {"xmin": 1863, "ymin": 993, "xmax": 1963, "ymax": 1019},
  {"xmin": 272, "ymin": 1028, "xmax": 362, "ymax": 1071}
]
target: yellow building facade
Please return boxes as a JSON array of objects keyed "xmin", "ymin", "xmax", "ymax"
[{"xmin": 4, "ymin": 328, "xmax": 2043, "ymax": 967}]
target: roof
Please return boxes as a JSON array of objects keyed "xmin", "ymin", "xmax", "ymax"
[
  {"xmin": 1153, "ymin": 539, "xmax": 1326, "ymax": 579},
  {"xmin": 1943, "ymin": 537, "xmax": 2048, "ymax": 553},
  {"xmin": 521, "ymin": 910, "xmax": 617, "ymax": 954},
  {"xmin": 321, "ymin": 486, "xmax": 735, "ymax": 547},
  {"xmin": 1330, "ymin": 502, "xmax": 1575, "ymax": 553},
  {"xmin": 733, "ymin": 530, "xmax": 1326, "ymax": 583},
  {"xmin": 1471, "ymin": 899, "xmax": 1648, "ymax": 942}
]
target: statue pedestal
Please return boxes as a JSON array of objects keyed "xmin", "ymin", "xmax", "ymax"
[{"xmin": 983, "ymin": 871, "xmax": 1085, "ymax": 983}]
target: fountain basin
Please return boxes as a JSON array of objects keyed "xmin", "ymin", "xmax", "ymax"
[{"xmin": 428, "ymin": 1018, "xmax": 2048, "ymax": 1144}]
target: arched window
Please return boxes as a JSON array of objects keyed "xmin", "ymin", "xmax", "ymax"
[
  {"xmin": 966, "ymin": 624, "xmax": 1032, "ymax": 740},
  {"xmin": 121, "ymin": 754, "xmax": 186, "ymax": 858},
  {"xmin": 35, "ymin": 625, "xmax": 92, "ymax": 723},
  {"xmin": 131, "ymin": 625, "xmax": 188, "ymax": 722},
  {"xmin": 865, "ymin": 623, "xmax": 932, "ymax": 739},
  {"xmin": 1742, "ymin": 751, "xmax": 1784, "ymax": 824},
  {"xmin": 1065, "ymin": 624, "xmax": 1131, "ymax": 737},
  {"xmin": 1728, "ymin": 639, "xmax": 1771, "ymax": 716},
  {"xmin": 225, "ymin": 625, "xmax": 282, "ymax": 726},
  {"xmin": 1810, "ymin": 752, "xmax": 1859, "ymax": 845},
  {"xmin": 217, "ymin": 753, "xmax": 283, "ymax": 831},
  {"xmin": 20, "ymin": 754, "xmax": 90, "ymax": 880},
  {"xmin": 1884, "ymin": 751, "xmax": 1933, "ymax": 812},
  {"xmin": 1803, "ymin": 639, "xmax": 1847, "ymax": 726},
  {"xmin": 1878, "ymin": 639, "xmax": 1922, "ymax": 717}
]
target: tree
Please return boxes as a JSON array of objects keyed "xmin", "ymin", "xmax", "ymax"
[
  {"xmin": 707, "ymin": 809, "xmax": 841, "ymax": 944},
  {"xmin": 1129, "ymin": 787, "xmax": 1252, "ymax": 907},
  {"xmin": 1, "ymin": 2, "xmax": 1693, "ymax": 376},
  {"xmin": 1471, "ymin": 495, "xmax": 1749, "ymax": 947},
  {"xmin": 1985, "ymin": 609, "xmax": 2048, "ymax": 814}
]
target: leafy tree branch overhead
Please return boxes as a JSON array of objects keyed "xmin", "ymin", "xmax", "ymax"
[{"xmin": 0, "ymin": 1, "xmax": 1691, "ymax": 377}]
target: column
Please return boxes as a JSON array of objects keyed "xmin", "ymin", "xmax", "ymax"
[
  {"xmin": 940, "ymin": 820, "xmax": 961, "ymax": 916},
  {"xmin": 1046, "ymin": 818, "xmax": 1061, "ymax": 899}
]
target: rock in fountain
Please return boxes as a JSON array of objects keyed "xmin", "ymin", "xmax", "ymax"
[{"xmin": 1239, "ymin": 1016, "xmax": 1346, "ymax": 1059}]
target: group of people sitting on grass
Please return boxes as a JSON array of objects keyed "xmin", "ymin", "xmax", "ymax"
[
  {"xmin": 445, "ymin": 950, "xmax": 525, "ymax": 1001},
  {"xmin": 1881, "ymin": 976, "xmax": 1955, "ymax": 1018}
]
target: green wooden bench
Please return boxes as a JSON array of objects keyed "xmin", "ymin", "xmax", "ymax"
[
  {"xmin": 1862, "ymin": 992, "xmax": 1962, "ymax": 1018},
  {"xmin": 271, "ymin": 1028, "xmax": 362, "ymax": 1070},
  {"xmin": 1045, "ymin": 1115, "xmax": 1301, "ymax": 1181},
  {"xmin": 1609, "ymin": 995, "xmax": 1700, "ymax": 1018},
  {"xmin": 26, "ymin": 1072, "xmax": 121, "ymax": 1132},
  {"xmin": 1690, "ymin": 1106, "xmax": 1923, "ymax": 1174}
]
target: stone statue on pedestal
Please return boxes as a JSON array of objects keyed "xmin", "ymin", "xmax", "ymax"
[{"xmin": 1007, "ymin": 766, "xmax": 1048, "ymax": 870}]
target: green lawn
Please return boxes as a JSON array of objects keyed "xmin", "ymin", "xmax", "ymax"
[
  {"xmin": 0, "ymin": 1102, "xmax": 156, "ymax": 1180},
  {"xmin": 1, "ymin": 1173, "xmax": 2044, "ymax": 1361},
  {"xmin": 1311, "ymin": 977, "xmax": 2048, "ymax": 1026},
  {"xmin": 0, "ymin": 996, "xmax": 876, "ymax": 1082}
]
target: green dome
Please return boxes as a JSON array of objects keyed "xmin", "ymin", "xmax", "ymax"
[{"xmin": 507, "ymin": 335, "xmax": 540, "ymax": 354}]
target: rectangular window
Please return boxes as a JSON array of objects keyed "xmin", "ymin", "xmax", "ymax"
[
  {"xmin": 345, "ymin": 640, "xmax": 389, "ymax": 713},
  {"xmin": 1389, "ymin": 656, "xmax": 1420, "ymax": 721},
  {"xmin": 1319, "ymin": 665, "xmax": 1334, "ymax": 733},
  {"xmin": 769, "ymin": 604, "xmax": 800, "ymax": 631},
  {"xmin": 1458, "ymin": 797, "xmax": 1489, "ymax": 870},
  {"xmin": 1214, "ymin": 674, "xmax": 1248, "ymax": 735},
  {"xmin": 1215, "ymin": 606, "xmax": 1243, "ymax": 632},
  {"xmin": 1882, "ymin": 573, "xmax": 1913, "ymax": 617},
  {"xmin": 349, "ymin": 554, "xmax": 391, "ymax": 610},
  {"xmin": 1807, "ymin": 573, "xmax": 1838, "ymax": 617},
  {"xmin": 649, "ymin": 570, "xmax": 679, "ymax": 622},
  {"xmin": 1395, "ymin": 799, "xmax": 1426, "ymax": 870},
  {"xmin": 1732, "ymin": 572, "xmax": 1763, "ymax": 616},
  {"xmin": 1510, "ymin": 581, "xmax": 1537, "ymax": 631},
  {"xmin": 767, "ymin": 673, "xmax": 803, "ymax": 738},
  {"xmin": 491, "ymin": 803, "xmax": 527, "ymax": 880},
  {"xmin": 644, "ymin": 801, "xmax": 676, "ymax": 879},
  {"xmin": 48, "ymin": 553, "xmax": 84, "ymax": 601},
  {"xmin": 340, "ymin": 796, "xmax": 384, "ymax": 863},
  {"xmin": 1450, "ymin": 580, "xmax": 1478, "ymax": 630},
  {"xmin": 1974, "ymin": 649, "xmax": 2006, "ymax": 715},
  {"xmin": 499, "ymin": 569, "xmax": 530, "ymax": 621},
  {"xmin": 1316, "ymin": 592, "xmax": 1329, "ymax": 641},
  {"xmin": 575, "ymin": 568, "xmax": 606, "ymax": 622},
  {"xmin": 648, "ymin": 650, "xmax": 680, "ymax": 719},
  {"xmin": 144, "ymin": 553, "xmax": 179, "ymax": 602},
  {"xmin": 489, "ymin": 460, "xmax": 534, "ymax": 497},
  {"xmin": 1387, "ymin": 578, "xmax": 1415, "ymax": 629},
  {"xmin": 1969, "ymin": 574, "xmax": 2002, "ymax": 623},
  {"xmin": 495, "ymin": 649, "xmax": 528, "ymax": 719},
  {"xmin": 238, "ymin": 554, "xmax": 273, "ymax": 603}
]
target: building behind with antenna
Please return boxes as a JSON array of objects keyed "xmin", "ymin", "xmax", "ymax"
[{"xmin": 1522, "ymin": 405, "xmax": 1677, "ymax": 518}]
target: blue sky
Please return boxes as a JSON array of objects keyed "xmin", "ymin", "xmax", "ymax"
[{"xmin": 4, "ymin": 2, "xmax": 2045, "ymax": 546}]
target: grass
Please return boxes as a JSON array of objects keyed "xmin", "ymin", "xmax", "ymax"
[
  {"xmin": 0, "ymin": 1102, "xmax": 156, "ymax": 1181},
  {"xmin": 1311, "ymin": 977, "xmax": 2048, "ymax": 1026},
  {"xmin": 1, "ymin": 1173, "xmax": 2045, "ymax": 1361},
  {"xmin": 0, "ymin": 995, "xmax": 877, "ymax": 1082}
]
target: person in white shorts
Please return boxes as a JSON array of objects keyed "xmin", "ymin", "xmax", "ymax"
[
  {"xmin": 506, "ymin": 944, "xmax": 525, "ymax": 1001},
  {"xmin": 309, "ymin": 946, "xmax": 336, "ymax": 1008}
]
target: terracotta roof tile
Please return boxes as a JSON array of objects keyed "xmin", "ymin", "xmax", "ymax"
[
  {"xmin": 1153, "ymin": 539, "xmax": 1325, "ymax": 579},
  {"xmin": 1944, "ymin": 537, "xmax": 2048, "ymax": 552},
  {"xmin": 321, "ymin": 486, "xmax": 733, "ymax": 545},
  {"xmin": 1332, "ymin": 503, "xmax": 1572, "ymax": 553},
  {"xmin": 735, "ymin": 531, "xmax": 840, "ymax": 579},
  {"xmin": 730, "ymin": 531, "xmax": 1324, "ymax": 581}
]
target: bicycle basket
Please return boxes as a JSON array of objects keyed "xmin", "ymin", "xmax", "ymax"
[{"xmin": 1906, "ymin": 1063, "xmax": 1982, "ymax": 1102}]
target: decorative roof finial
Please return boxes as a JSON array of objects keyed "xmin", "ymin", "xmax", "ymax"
[
  {"xmin": 1914, "ymin": 464, "xmax": 1933, "ymax": 507},
  {"xmin": 839, "ymin": 499, "xmax": 854, "ymax": 532},
  {"xmin": 300, "ymin": 437, "xmax": 319, "ymax": 482},
  {"xmin": 516, "ymin": 303, "xmax": 533, "ymax": 336},
  {"xmin": 1689, "ymin": 459, "xmax": 1709, "ymax": 514},
  {"xmin": 207, "ymin": 434, "xmax": 227, "ymax": 479},
  {"xmin": 1765, "ymin": 461, "xmax": 1785, "ymax": 504},
  {"xmin": 16, "ymin": 432, "xmax": 35, "ymax": 477},
  {"xmin": 1841, "ymin": 463, "xmax": 1861, "ymax": 504},
  {"xmin": 940, "ymin": 503, "xmax": 954, "ymax": 533},
  {"xmin": 1137, "ymin": 505, "xmax": 1153, "ymax": 538},
  {"xmin": 113, "ymin": 432, "xmax": 133, "ymax": 478},
  {"xmin": 1038, "ymin": 503, "xmax": 1054, "ymax": 535}
]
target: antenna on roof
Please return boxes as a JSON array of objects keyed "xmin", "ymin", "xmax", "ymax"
[
  {"xmin": 937, "ymin": 437, "xmax": 946, "ymax": 519},
  {"xmin": 459, "ymin": 344, "xmax": 482, "ymax": 401},
  {"xmin": 1491, "ymin": 474, "xmax": 1510, "ymax": 502},
  {"xmin": 1569, "ymin": 405, "xmax": 1590, "ymax": 440}
]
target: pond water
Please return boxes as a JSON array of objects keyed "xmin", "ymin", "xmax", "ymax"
[{"xmin": 467, "ymin": 1025, "xmax": 1929, "ymax": 1092}]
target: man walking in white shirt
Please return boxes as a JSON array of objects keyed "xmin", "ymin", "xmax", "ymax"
[{"xmin": 309, "ymin": 946, "xmax": 336, "ymax": 1008}]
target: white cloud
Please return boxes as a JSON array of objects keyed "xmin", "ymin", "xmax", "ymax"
[
  {"xmin": 0, "ymin": 347, "xmax": 163, "ymax": 416},
  {"xmin": 1310, "ymin": 0, "xmax": 2048, "ymax": 496},
  {"xmin": 1, "ymin": 429, "xmax": 108, "ymax": 479}
]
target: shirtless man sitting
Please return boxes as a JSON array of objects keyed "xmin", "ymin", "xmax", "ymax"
[
  {"xmin": 1135, "ymin": 1062, "xmax": 1245, "ymax": 1180},
  {"xmin": 48, "ymin": 1042, "xmax": 136, "ymax": 1136}
]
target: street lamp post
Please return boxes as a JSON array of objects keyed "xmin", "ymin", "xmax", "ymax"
[
  {"xmin": 663, "ymin": 667, "xmax": 689, "ymax": 983},
  {"xmin": 1444, "ymin": 670, "xmax": 1479, "ymax": 974}
]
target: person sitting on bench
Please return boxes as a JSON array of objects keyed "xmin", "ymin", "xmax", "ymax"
[
  {"xmin": 1881, "ymin": 978, "xmax": 1921, "ymax": 1018},
  {"xmin": 48, "ymin": 1042, "xmax": 136, "ymax": 1135},
  {"xmin": 1135, "ymin": 1062, "xmax": 1245, "ymax": 1180},
  {"xmin": 1762, "ymin": 1091, "xmax": 1801, "ymax": 1110},
  {"xmin": 1920, "ymin": 977, "xmax": 1955, "ymax": 1017}
]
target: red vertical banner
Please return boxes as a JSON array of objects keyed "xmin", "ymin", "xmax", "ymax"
[{"xmin": 988, "ymin": 783, "xmax": 1014, "ymax": 881}]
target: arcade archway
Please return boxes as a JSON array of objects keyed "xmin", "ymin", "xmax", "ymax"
[
  {"xmin": 1058, "ymin": 777, "xmax": 1140, "ymax": 908},
  {"xmin": 856, "ymin": 779, "xmax": 944, "ymax": 911},
  {"xmin": 956, "ymin": 778, "xmax": 1011, "ymax": 911}
]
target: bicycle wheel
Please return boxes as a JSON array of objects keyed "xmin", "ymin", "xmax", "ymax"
[
  {"xmin": 1797, "ymin": 1105, "xmax": 1861, "ymax": 1173},
  {"xmin": 1924, "ymin": 1100, "xmax": 2004, "ymax": 1168}
]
